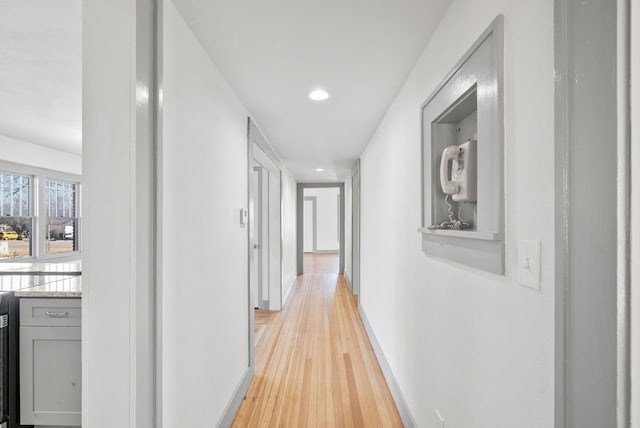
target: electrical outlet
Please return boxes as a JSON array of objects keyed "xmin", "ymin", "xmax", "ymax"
[{"xmin": 435, "ymin": 409, "xmax": 445, "ymax": 428}]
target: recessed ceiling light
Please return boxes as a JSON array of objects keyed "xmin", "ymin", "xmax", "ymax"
[
  {"xmin": 309, "ymin": 89, "xmax": 329, "ymax": 101},
  {"xmin": 315, "ymin": 168, "xmax": 325, "ymax": 172}
]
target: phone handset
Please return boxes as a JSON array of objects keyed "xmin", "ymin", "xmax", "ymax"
[
  {"xmin": 428, "ymin": 139, "xmax": 477, "ymax": 231},
  {"xmin": 439, "ymin": 145, "xmax": 462, "ymax": 195},
  {"xmin": 439, "ymin": 139, "xmax": 477, "ymax": 202}
]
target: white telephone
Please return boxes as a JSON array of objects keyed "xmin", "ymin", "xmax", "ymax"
[
  {"xmin": 429, "ymin": 139, "xmax": 477, "ymax": 230},
  {"xmin": 439, "ymin": 139, "xmax": 477, "ymax": 201}
]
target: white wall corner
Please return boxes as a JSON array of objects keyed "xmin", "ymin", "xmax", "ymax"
[
  {"xmin": 358, "ymin": 305, "xmax": 417, "ymax": 428},
  {"xmin": 215, "ymin": 367, "xmax": 254, "ymax": 428}
]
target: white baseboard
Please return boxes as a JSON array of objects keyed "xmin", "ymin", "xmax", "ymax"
[
  {"xmin": 216, "ymin": 366, "xmax": 254, "ymax": 428},
  {"xmin": 282, "ymin": 275, "xmax": 298, "ymax": 307},
  {"xmin": 344, "ymin": 272, "xmax": 352, "ymax": 288},
  {"xmin": 358, "ymin": 305, "xmax": 417, "ymax": 428}
]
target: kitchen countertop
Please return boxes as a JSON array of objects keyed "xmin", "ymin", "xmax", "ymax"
[
  {"xmin": 0, "ymin": 260, "xmax": 82, "ymax": 297},
  {"xmin": 14, "ymin": 276, "xmax": 81, "ymax": 298},
  {"xmin": 0, "ymin": 260, "xmax": 81, "ymax": 275}
]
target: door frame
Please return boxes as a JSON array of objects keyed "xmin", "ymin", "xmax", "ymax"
[
  {"xmin": 351, "ymin": 161, "xmax": 361, "ymax": 296},
  {"xmin": 247, "ymin": 117, "xmax": 285, "ymax": 367},
  {"xmin": 631, "ymin": 0, "xmax": 639, "ymax": 424},
  {"xmin": 303, "ymin": 196, "xmax": 318, "ymax": 253},
  {"xmin": 554, "ymin": 0, "xmax": 631, "ymax": 426},
  {"xmin": 296, "ymin": 183, "xmax": 345, "ymax": 274}
]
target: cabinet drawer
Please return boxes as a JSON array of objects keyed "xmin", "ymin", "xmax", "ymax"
[{"xmin": 20, "ymin": 298, "xmax": 81, "ymax": 327}]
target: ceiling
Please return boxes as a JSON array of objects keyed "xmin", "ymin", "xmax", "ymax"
[
  {"xmin": 0, "ymin": 0, "xmax": 452, "ymax": 180},
  {"xmin": 171, "ymin": 0, "xmax": 452, "ymax": 181},
  {"xmin": 0, "ymin": 0, "xmax": 82, "ymax": 154}
]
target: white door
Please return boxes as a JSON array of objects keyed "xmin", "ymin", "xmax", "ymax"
[
  {"xmin": 249, "ymin": 168, "xmax": 260, "ymax": 309},
  {"xmin": 258, "ymin": 167, "xmax": 269, "ymax": 307},
  {"xmin": 303, "ymin": 198, "xmax": 315, "ymax": 253},
  {"xmin": 250, "ymin": 165, "xmax": 269, "ymax": 309}
]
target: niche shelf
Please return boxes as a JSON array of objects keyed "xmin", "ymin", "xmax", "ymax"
[{"xmin": 419, "ymin": 15, "xmax": 505, "ymax": 274}]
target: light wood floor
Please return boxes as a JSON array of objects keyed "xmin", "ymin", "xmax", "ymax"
[
  {"xmin": 254, "ymin": 309, "xmax": 278, "ymax": 350},
  {"xmin": 303, "ymin": 252, "xmax": 339, "ymax": 273},
  {"xmin": 233, "ymin": 254, "xmax": 403, "ymax": 427}
]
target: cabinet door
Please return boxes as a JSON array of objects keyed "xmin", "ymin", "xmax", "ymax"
[{"xmin": 20, "ymin": 326, "xmax": 81, "ymax": 426}]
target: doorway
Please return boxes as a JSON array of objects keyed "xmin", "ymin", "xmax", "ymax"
[
  {"xmin": 247, "ymin": 118, "xmax": 285, "ymax": 370},
  {"xmin": 248, "ymin": 120, "xmax": 284, "ymax": 312},
  {"xmin": 296, "ymin": 183, "xmax": 345, "ymax": 275},
  {"xmin": 250, "ymin": 165, "xmax": 269, "ymax": 309}
]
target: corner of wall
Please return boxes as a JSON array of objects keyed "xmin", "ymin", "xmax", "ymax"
[
  {"xmin": 358, "ymin": 304, "xmax": 417, "ymax": 428},
  {"xmin": 215, "ymin": 367, "xmax": 254, "ymax": 428}
]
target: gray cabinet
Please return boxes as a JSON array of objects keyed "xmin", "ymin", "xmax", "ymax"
[{"xmin": 19, "ymin": 298, "xmax": 81, "ymax": 427}]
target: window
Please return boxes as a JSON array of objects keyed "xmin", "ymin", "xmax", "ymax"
[
  {"xmin": 0, "ymin": 172, "xmax": 33, "ymax": 259},
  {"xmin": 45, "ymin": 179, "xmax": 78, "ymax": 255},
  {"xmin": 0, "ymin": 162, "xmax": 80, "ymax": 261}
]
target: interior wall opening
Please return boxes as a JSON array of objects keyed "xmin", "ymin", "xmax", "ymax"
[{"xmin": 296, "ymin": 183, "xmax": 345, "ymax": 275}]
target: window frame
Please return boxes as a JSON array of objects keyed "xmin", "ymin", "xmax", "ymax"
[
  {"xmin": 0, "ymin": 170, "xmax": 34, "ymax": 259},
  {"xmin": 0, "ymin": 159, "xmax": 81, "ymax": 262},
  {"xmin": 43, "ymin": 178, "xmax": 80, "ymax": 256}
]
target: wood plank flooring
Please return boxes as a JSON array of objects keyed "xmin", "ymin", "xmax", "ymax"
[
  {"xmin": 303, "ymin": 252, "xmax": 339, "ymax": 273},
  {"xmin": 254, "ymin": 310, "xmax": 278, "ymax": 349},
  {"xmin": 232, "ymin": 255, "xmax": 403, "ymax": 427}
]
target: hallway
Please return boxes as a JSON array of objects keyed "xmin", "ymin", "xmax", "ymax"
[{"xmin": 232, "ymin": 254, "xmax": 402, "ymax": 427}]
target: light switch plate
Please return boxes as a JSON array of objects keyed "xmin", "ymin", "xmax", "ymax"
[
  {"xmin": 240, "ymin": 208, "xmax": 248, "ymax": 225},
  {"xmin": 518, "ymin": 240, "xmax": 541, "ymax": 290}
]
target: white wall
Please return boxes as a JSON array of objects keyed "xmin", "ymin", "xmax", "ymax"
[
  {"xmin": 0, "ymin": 133, "xmax": 81, "ymax": 174},
  {"xmin": 358, "ymin": 1, "xmax": 555, "ymax": 427},
  {"xmin": 304, "ymin": 187, "xmax": 339, "ymax": 252},
  {"xmin": 281, "ymin": 167, "xmax": 297, "ymax": 303},
  {"xmin": 162, "ymin": 1, "xmax": 249, "ymax": 425}
]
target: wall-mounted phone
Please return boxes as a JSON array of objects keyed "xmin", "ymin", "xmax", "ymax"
[
  {"xmin": 440, "ymin": 139, "xmax": 477, "ymax": 201},
  {"xmin": 420, "ymin": 15, "xmax": 504, "ymax": 274},
  {"xmin": 428, "ymin": 139, "xmax": 477, "ymax": 230}
]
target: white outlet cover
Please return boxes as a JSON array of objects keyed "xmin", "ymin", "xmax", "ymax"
[{"xmin": 518, "ymin": 240, "xmax": 541, "ymax": 290}]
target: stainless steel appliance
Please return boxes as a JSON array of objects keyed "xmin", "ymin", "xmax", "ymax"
[
  {"xmin": 0, "ymin": 313, "xmax": 6, "ymax": 428},
  {"xmin": 0, "ymin": 291, "xmax": 23, "ymax": 428}
]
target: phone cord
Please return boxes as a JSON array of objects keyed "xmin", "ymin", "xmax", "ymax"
[{"xmin": 445, "ymin": 194, "xmax": 455, "ymax": 224}]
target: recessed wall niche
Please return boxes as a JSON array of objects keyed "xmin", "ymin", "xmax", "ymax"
[{"xmin": 419, "ymin": 16, "xmax": 504, "ymax": 274}]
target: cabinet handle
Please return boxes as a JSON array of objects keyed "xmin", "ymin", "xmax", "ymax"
[{"xmin": 44, "ymin": 311, "xmax": 69, "ymax": 318}]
